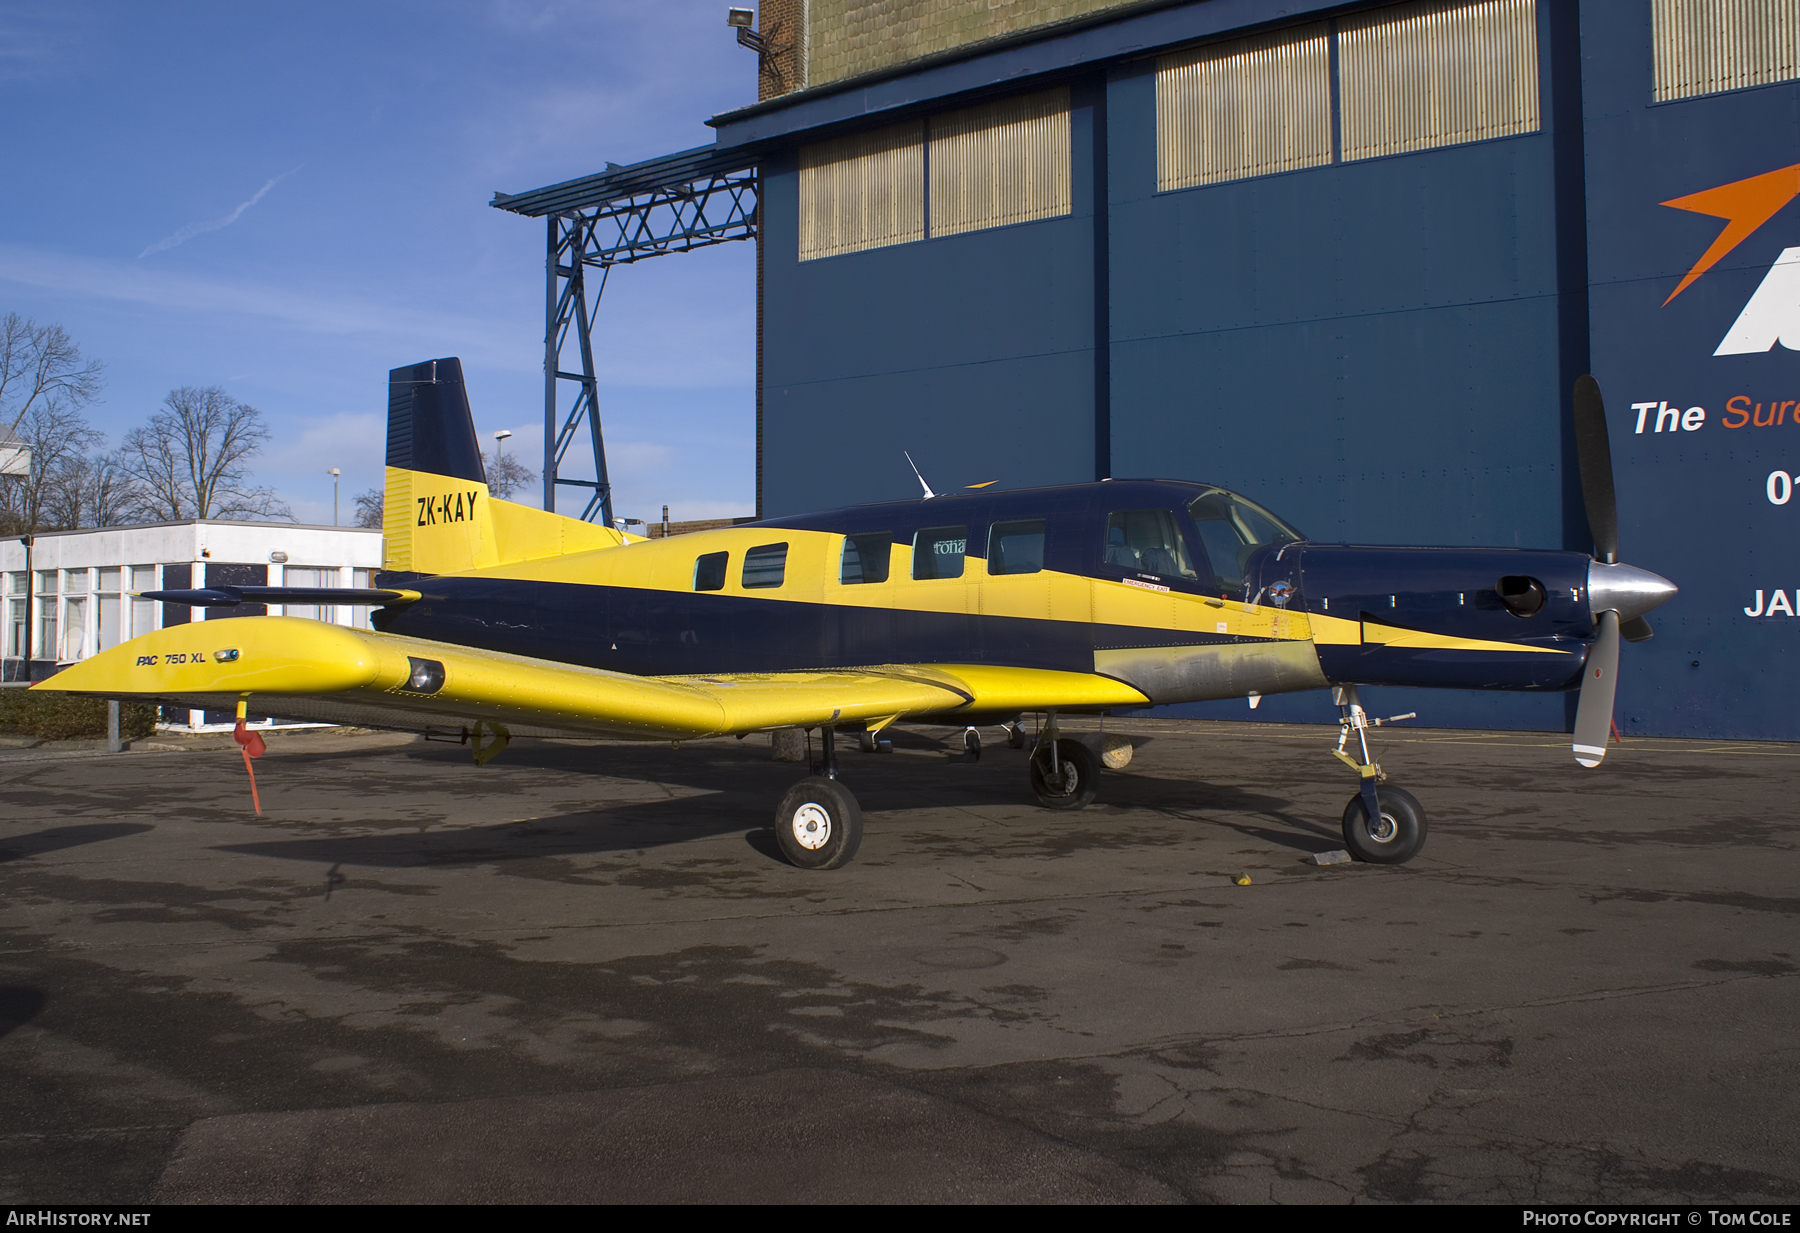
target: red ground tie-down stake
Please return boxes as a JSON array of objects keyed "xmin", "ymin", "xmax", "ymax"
[{"xmin": 233, "ymin": 698, "xmax": 266, "ymax": 815}]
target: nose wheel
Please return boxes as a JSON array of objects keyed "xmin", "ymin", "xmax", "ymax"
[{"xmin": 1340, "ymin": 784, "xmax": 1426, "ymax": 864}]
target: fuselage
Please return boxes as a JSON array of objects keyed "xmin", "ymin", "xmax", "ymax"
[{"xmin": 371, "ymin": 480, "xmax": 1597, "ymax": 708}]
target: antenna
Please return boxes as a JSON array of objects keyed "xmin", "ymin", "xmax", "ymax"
[{"xmin": 903, "ymin": 451, "xmax": 937, "ymax": 499}]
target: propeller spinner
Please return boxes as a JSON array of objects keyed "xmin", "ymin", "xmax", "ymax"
[{"xmin": 1569, "ymin": 375, "xmax": 1677, "ymax": 768}]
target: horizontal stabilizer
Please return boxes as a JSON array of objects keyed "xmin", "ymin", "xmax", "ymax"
[{"xmin": 142, "ymin": 587, "xmax": 418, "ymax": 608}]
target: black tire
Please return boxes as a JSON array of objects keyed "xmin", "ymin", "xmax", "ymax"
[
  {"xmin": 774, "ymin": 778, "xmax": 863, "ymax": 870},
  {"xmin": 1341, "ymin": 785, "xmax": 1427, "ymax": 864},
  {"xmin": 1029, "ymin": 738, "xmax": 1098, "ymax": 809},
  {"xmin": 1007, "ymin": 722, "xmax": 1028, "ymax": 750}
]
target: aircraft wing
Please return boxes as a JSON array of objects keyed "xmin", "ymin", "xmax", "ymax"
[{"xmin": 37, "ymin": 616, "xmax": 1148, "ymax": 740}]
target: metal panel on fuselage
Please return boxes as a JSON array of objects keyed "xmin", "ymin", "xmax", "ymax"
[{"xmin": 1290, "ymin": 544, "xmax": 1592, "ymax": 690}]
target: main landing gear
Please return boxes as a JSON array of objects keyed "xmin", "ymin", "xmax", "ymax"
[
  {"xmin": 1332, "ymin": 685, "xmax": 1427, "ymax": 864},
  {"xmin": 773, "ymin": 726, "xmax": 864, "ymax": 869},
  {"xmin": 771, "ymin": 715, "xmax": 1106, "ymax": 869},
  {"xmin": 1027, "ymin": 712, "xmax": 1099, "ymax": 810}
]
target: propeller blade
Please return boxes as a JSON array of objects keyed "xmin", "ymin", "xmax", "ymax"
[
  {"xmin": 1573, "ymin": 609, "xmax": 1621, "ymax": 768},
  {"xmin": 1619, "ymin": 614, "xmax": 1654, "ymax": 643},
  {"xmin": 1572, "ymin": 375, "xmax": 1620, "ymax": 564}
]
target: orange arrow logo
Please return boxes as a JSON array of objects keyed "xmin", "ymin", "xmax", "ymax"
[{"xmin": 1661, "ymin": 163, "xmax": 1800, "ymax": 305}]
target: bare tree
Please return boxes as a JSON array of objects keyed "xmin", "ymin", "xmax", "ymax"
[
  {"xmin": 353, "ymin": 487, "xmax": 384, "ymax": 529},
  {"xmin": 0, "ymin": 399, "xmax": 104, "ymax": 534},
  {"xmin": 0, "ymin": 315, "xmax": 104, "ymax": 438},
  {"xmin": 39, "ymin": 450, "xmax": 141, "ymax": 530},
  {"xmin": 482, "ymin": 449, "xmax": 535, "ymax": 500},
  {"xmin": 121, "ymin": 386, "xmax": 292, "ymax": 521}
]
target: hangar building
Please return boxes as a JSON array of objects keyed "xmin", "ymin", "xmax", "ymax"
[
  {"xmin": 497, "ymin": 1, "xmax": 1795, "ymax": 741},
  {"xmin": 683, "ymin": 0, "xmax": 1795, "ymax": 741}
]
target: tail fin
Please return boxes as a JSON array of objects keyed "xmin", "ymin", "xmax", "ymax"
[
  {"xmin": 381, "ymin": 357, "xmax": 622, "ymax": 575},
  {"xmin": 387, "ymin": 358, "xmax": 488, "ymax": 485}
]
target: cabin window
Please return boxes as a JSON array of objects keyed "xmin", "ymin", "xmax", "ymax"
[
  {"xmin": 987, "ymin": 519, "xmax": 1046, "ymax": 575},
  {"xmin": 742, "ymin": 543, "xmax": 789, "ymax": 589},
  {"xmin": 1187, "ymin": 488, "xmax": 1302, "ymax": 593},
  {"xmin": 913, "ymin": 526, "xmax": 968, "ymax": 580},
  {"xmin": 694, "ymin": 551, "xmax": 728, "ymax": 592},
  {"xmin": 840, "ymin": 534, "xmax": 891, "ymax": 584},
  {"xmin": 1102, "ymin": 510, "xmax": 1197, "ymax": 580}
]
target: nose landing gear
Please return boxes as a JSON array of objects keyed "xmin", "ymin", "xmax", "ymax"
[{"xmin": 1332, "ymin": 686, "xmax": 1427, "ymax": 864}]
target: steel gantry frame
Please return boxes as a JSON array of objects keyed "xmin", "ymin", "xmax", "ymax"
[{"xmin": 492, "ymin": 145, "xmax": 758, "ymax": 524}]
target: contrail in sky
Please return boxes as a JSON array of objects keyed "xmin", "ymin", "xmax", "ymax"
[{"xmin": 138, "ymin": 166, "xmax": 302, "ymax": 258}]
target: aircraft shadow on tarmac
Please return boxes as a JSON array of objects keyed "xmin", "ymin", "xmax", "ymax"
[
  {"xmin": 0, "ymin": 985, "xmax": 47, "ymax": 1039},
  {"xmin": 218, "ymin": 730, "xmax": 1336, "ymax": 869},
  {"xmin": 0, "ymin": 822, "xmax": 155, "ymax": 864}
]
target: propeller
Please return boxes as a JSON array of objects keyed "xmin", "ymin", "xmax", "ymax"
[{"xmin": 1569, "ymin": 376, "xmax": 1677, "ymax": 767}]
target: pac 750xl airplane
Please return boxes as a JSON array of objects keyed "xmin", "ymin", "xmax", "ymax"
[{"xmin": 39, "ymin": 359, "xmax": 1675, "ymax": 870}]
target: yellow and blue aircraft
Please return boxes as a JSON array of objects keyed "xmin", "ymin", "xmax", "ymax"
[{"xmin": 38, "ymin": 359, "xmax": 1675, "ymax": 870}]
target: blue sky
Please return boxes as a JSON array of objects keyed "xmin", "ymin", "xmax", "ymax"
[{"xmin": 0, "ymin": 1, "xmax": 758, "ymax": 526}]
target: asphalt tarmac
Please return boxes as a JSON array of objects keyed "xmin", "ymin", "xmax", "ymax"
[{"xmin": 0, "ymin": 717, "xmax": 1795, "ymax": 1205}]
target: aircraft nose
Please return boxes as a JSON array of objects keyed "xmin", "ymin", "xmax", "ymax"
[{"xmin": 1587, "ymin": 561, "xmax": 1677, "ymax": 622}]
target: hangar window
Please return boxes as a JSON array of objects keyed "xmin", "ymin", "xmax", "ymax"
[
  {"xmin": 798, "ymin": 121, "xmax": 926, "ymax": 261},
  {"xmin": 987, "ymin": 520, "xmax": 1046, "ymax": 575},
  {"xmin": 1103, "ymin": 511, "xmax": 1198, "ymax": 581},
  {"xmin": 928, "ymin": 88, "xmax": 1073, "ymax": 238},
  {"xmin": 742, "ymin": 542, "xmax": 789, "ymax": 589},
  {"xmin": 798, "ymin": 87, "xmax": 1071, "ymax": 260},
  {"xmin": 1652, "ymin": 0, "xmax": 1800, "ymax": 102},
  {"xmin": 1156, "ymin": 24, "xmax": 1333, "ymax": 190},
  {"xmin": 694, "ymin": 551, "xmax": 729, "ymax": 592},
  {"xmin": 1337, "ymin": 0, "xmax": 1541, "ymax": 161},
  {"xmin": 840, "ymin": 534, "xmax": 891, "ymax": 584},
  {"xmin": 913, "ymin": 526, "xmax": 968, "ymax": 580}
]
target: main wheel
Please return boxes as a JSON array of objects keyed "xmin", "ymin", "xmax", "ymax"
[
  {"xmin": 1341, "ymin": 785, "xmax": 1427, "ymax": 864},
  {"xmin": 1029, "ymin": 738, "xmax": 1098, "ymax": 810},
  {"xmin": 774, "ymin": 778, "xmax": 864, "ymax": 870}
]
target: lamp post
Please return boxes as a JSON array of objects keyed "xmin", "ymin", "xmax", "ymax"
[
  {"xmin": 494, "ymin": 429, "xmax": 512, "ymax": 460},
  {"xmin": 328, "ymin": 468, "xmax": 340, "ymax": 526}
]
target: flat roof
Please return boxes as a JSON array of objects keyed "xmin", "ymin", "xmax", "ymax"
[{"xmin": 491, "ymin": 144, "xmax": 758, "ymax": 218}]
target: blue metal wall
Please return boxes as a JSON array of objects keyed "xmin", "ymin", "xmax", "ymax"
[
  {"xmin": 761, "ymin": 87, "xmax": 1104, "ymax": 512},
  {"xmin": 747, "ymin": 0, "xmax": 1800, "ymax": 738},
  {"xmin": 1582, "ymin": 0, "xmax": 1800, "ymax": 740}
]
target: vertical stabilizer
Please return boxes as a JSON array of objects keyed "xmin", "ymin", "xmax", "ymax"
[
  {"xmin": 386, "ymin": 358, "xmax": 487, "ymax": 483},
  {"xmin": 381, "ymin": 356, "xmax": 622, "ymax": 575}
]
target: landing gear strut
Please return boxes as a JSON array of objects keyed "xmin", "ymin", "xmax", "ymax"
[{"xmin": 1332, "ymin": 686, "xmax": 1427, "ymax": 863}]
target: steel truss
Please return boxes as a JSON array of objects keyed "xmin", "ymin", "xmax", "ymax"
[{"xmin": 495, "ymin": 148, "xmax": 758, "ymax": 525}]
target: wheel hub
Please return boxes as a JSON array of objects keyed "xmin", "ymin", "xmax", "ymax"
[
  {"xmin": 790, "ymin": 802, "xmax": 833, "ymax": 850},
  {"xmin": 1365, "ymin": 811, "xmax": 1398, "ymax": 843}
]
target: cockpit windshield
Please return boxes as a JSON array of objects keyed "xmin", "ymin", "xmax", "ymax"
[{"xmin": 1187, "ymin": 488, "xmax": 1303, "ymax": 594}]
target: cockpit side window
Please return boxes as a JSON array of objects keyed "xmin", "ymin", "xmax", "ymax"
[
  {"xmin": 1102, "ymin": 510, "xmax": 1197, "ymax": 581},
  {"xmin": 1187, "ymin": 488, "xmax": 1301, "ymax": 593}
]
